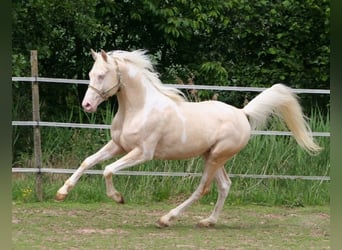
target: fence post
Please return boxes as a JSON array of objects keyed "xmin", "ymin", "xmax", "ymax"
[{"xmin": 31, "ymin": 50, "xmax": 43, "ymax": 201}]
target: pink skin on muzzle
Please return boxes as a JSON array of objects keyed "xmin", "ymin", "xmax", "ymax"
[
  {"xmin": 81, "ymin": 89, "xmax": 101, "ymax": 113},
  {"xmin": 82, "ymin": 101, "xmax": 94, "ymax": 113}
]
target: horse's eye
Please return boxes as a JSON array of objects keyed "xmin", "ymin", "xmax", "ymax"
[{"xmin": 98, "ymin": 74, "xmax": 105, "ymax": 80}]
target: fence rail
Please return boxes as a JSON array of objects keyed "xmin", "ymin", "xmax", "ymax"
[
  {"xmin": 12, "ymin": 76, "xmax": 331, "ymax": 94},
  {"xmin": 12, "ymin": 120, "xmax": 330, "ymax": 137},
  {"xmin": 12, "ymin": 52, "xmax": 330, "ymax": 195},
  {"xmin": 12, "ymin": 168, "xmax": 330, "ymax": 181}
]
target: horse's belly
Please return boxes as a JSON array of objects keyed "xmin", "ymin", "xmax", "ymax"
[
  {"xmin": 153, "ymin": 142, "xmax": 209, "ymax": 160},
  {"xmin": 153, "ymin": 126, "xmax": 223, "ymax": 160}
]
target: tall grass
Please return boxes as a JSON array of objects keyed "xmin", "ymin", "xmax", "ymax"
[{"xmin": 12, "ymin": 103, "xmax": 330, "ymax": 206}]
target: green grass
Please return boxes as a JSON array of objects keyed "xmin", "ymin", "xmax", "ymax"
[
  {"xmin": 12, "ymin": 202, "xmax": 330, "ymax": 250},
  {"xmin": 12, "ymin": 106, "xmax": 330, "ymax": 206}
]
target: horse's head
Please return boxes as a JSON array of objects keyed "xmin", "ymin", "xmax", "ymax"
[{"xmin": 82, "ymin": 49, "xmax": 121, "ymax": 112}]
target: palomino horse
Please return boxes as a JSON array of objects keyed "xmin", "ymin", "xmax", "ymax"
[{"xmin": 56, "ymin": 49, "xmax": 321, "ymax": 227}]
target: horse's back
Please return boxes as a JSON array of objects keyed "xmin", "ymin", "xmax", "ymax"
[{"xmin": 182, "ymin": 100, "xmax": 249, "ymax": 129}]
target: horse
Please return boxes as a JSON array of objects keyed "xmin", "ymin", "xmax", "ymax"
[{"xmin": 55, "ymin": 49, "xmax": 321, "ymax": 228}]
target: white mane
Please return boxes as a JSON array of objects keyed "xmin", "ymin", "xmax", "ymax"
[{"xmin": 109, "ymin": 50, "xmax": 186, "ymax": 102}]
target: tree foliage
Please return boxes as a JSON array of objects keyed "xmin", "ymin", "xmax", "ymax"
[{"xmin": 12, "ymin": 0, "xmax": 330, "ymax": 112}]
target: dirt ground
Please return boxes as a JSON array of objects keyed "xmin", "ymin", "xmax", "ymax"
[{"xmin": 12, "ymin": 202, "xmax": 330, "ymax": 250}]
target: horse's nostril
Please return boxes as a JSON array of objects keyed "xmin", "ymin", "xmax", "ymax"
[{"xmin": 82, "ymin": 102, "xmax": 91, "ymax": 110}]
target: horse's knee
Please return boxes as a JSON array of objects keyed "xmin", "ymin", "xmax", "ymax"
[{"xmin": 103, "ymin": 168, "xmax": 112, "ymax": 178}]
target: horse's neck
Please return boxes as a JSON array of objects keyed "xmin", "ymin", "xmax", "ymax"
[{"xmin": 116, "ymin": 70, "xmax": 166, "ymax": 114}]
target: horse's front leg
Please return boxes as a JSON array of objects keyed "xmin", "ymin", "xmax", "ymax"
[
  {"xmin": 55, "ymin": 140, "xmax": 124, "ymax": 201},
  {"xmin": 103, "ymin": 148, "xmax": 152, "ymax": 203}
]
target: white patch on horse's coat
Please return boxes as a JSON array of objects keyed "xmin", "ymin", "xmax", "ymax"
[
  {"xmin": 181, "ymin": 129, "xmax": 187, "ymax": 143},
  {"xmin": 169, "ymin": 102, "xmax": 187, "ymax": 143},
  {"xmin": 140, "ymin": 76, "xmax": 164, "ymax": 124},
  {"xmin": 142, "ymin": 142, "xmax": 154, "ymax": 159},
  {"xmin": 141, "ymin": 75, "xmax": 187, "ymax": 143},
  {"xmin": 127, "ymin": 65, "xmax": 138, "ymax": 78}
]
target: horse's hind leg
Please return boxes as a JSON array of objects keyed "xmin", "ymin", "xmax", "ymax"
[
  {"xmin": 156, "ymin": 171, "xmax": 213, "ymax": 228},
  {"xmin": 156, "ymin": 155, "xmax": 224, "ymax": 228},
  {"xmin": 55, "ymin": 140, "xmax": 123, "ymax": 201},
  {"xmin": 197, "ymin": 167, "xmax": 231, "ymax": 227}
]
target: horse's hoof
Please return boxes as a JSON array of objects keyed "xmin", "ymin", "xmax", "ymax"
[
  {"xmin": 196, "ymin": 221, "xmax": 216, "ymax": 228},
  {"xmin": 155, "ymin": 219, "xmax": 170, "ymax": 228},
  {"xmin": 108, "ymin": 192, "xmax": 125, "ymax": 204},
  {"xmin": 55, "ymin": 192, "xmax": 67, "ymax": 202},
  {"xmin": 117, "ymin": 196, "xmax": 125, "ymax": 204}
]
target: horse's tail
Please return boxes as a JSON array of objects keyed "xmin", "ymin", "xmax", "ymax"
[{"xmin": 243, "ymin": 83, "xmax": 321, "ymax": 154}]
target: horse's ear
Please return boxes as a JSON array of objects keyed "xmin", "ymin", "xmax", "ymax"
[
  {"xmin": 90, "ymin": 49, "xmax": 97, "ymax": 60},
  {"xmin": 100, "ymin": 49, "xmax": 108, "ymax": 62}
]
